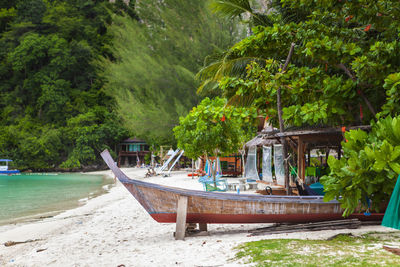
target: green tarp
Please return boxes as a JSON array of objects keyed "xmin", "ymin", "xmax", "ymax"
[{"xmin": 382, "ymin": 174, "xmax": 400, "ymax": 230}]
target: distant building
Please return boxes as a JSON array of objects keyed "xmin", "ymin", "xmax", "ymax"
[{"xmin": 118, "ymin": 138, "xmax": 150, "ymax": 167}]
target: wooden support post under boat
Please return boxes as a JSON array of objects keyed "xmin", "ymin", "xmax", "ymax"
[
  {"xmin": 175, "ymin": 196, "xmax": 188, "ymax": 240},
  {"xmin": 199, "ymin": 223, "xmax": 207, "ymax": 232}
]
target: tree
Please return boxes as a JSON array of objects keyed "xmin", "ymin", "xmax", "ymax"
[
  {"xmin": 173, "ymin": 97, "xmax": 257, "ymax": 177},
  {"xmin": 200, "ymin": 0, "xmax": 400, "ymax": 126},
  {"xmin": 0, "ymin": 0, "xmax": 130, "ymax": 170},
  {"xmin": 102, "ymin": 0, "xmax": 245, "ymax": 146},
  {"xmin": 321, "ymin": 115, "xmax": 400, "ymax": 216}
]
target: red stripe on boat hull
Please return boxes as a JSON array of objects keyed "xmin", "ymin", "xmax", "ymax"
[{"xmin": 151, "ymin": 213, "xmax": 384, "ymax": 224}]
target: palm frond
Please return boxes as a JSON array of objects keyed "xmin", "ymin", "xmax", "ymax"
[
  {"xmin": 223, "ymin": 56, "xmax": 265, "ymax": 77},
  {"xmin": 196, "ymin": 80, "xmax": 222, "ymax": 97},
  {"xmin": 197, "ymin": 55, "xmax": 266, "ymax": 81},
  {"xmin": 209, "ymin": 0, "xmax": 252, "ymax": 18},
  {"xmin": 226, "ymin": 94, "xmax": 256, "ymax": 107},
  {"xmin": 210, "ymin": 0, "xmax": 274, "ymax": 27},
  {"xmin": 196, "ymin": 60, "xmax": 225, "ymax": 81}
]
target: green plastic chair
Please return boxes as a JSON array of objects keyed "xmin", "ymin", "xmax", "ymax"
[{"xmin": 202, "ymin": 179, "xmax": 228, "ymax": 192}]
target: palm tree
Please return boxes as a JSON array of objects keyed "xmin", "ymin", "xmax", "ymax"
[
  {"xmin": 209, "ymin": 0, "xmax": 273, "ymax": 28},
  {"xmin": 197, "ymin": 0, "xmax": 309, "ymax": 103},
  {"xmin": 196, "ymin": 1, "xmax": 271, "ymax": 101}
]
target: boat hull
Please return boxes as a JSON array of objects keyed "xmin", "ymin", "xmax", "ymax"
[
  {"xmin": 101, "ymin": 150, "xmax": 384, "ymax": 224},
  {"xmin": 150, "ymin": 212, "xmax": 382, "ymax": 224},
  {"xmin": 121, "ymin": 180, "xmax": 383, "ymax": 224}
]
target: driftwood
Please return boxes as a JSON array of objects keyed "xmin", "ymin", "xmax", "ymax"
[
  {"xmin": 383, "ymin": 245, "xmax": 400, "ymax": 256},
  {"xmin": 4, "ymin": 239, "xmax": 42, "ymax": 247},
  {"xmin": 248, "ymin": 219, "xmax": 361, "ymax": 236}
]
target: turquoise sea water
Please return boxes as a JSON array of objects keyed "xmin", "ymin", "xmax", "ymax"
[{"xmin": 0, "ymin": 173, "xmax": 113, "ymax": 225}]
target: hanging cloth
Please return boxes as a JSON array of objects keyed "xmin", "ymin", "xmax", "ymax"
[
  {"xmin": 274, "ymin": 144, "xmax": 285, "ymax": 186},
  {"xmin": 215, "ymin": 157, "xmax": 222, "ymax": 178},
  {"xmin": 262, "ymin": 146, "xmax": 273, "ymax": 183},
  {"xmin": 244, "ymin": 146, "xmax": 259, "ymax": 180}
]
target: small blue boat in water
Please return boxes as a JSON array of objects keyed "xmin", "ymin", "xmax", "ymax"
[{"xmin": 0, "ymin": 159, "xmax": 20, "ymax": 175}]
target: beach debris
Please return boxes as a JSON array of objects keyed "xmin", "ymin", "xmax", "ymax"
[
  {"xmin": 383, "ymin": 245, "xmax": 400, "ymax": 256},
  {"xmin": 39, "ymin": 215, "xmax": 54, "ymax": 219},
  {"xmin": 36, "ymin": 248, "xmax": 47, "ymax": 253},
  {"xmin": 248, "ymin": 219, "xmax": 361, "ymax": 236},
  {"xmin": 117, "ymin": 265, "xmax": 125, "ymax": 267},
  {"xmin": 4, "ymin": 239, "xmax": 42, "ymax": 247}
]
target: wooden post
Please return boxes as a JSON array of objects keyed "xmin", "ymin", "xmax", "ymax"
[
  {"xmin": 235, "ymin": 155, "xmax": 238, "ymax": 175},
  {"xmin": 199, "ymin": 223, "xmax": 208, "ymax": 232},
  {"xmin": 297, "ymin": 138, "xmax": 304, "ymax": 182},
  {"xmin": 191, "ymin": 159, "xmax": 194, "ymax": 179},
  {"xmin": 175, "ymin": 196, "xmax": 188, "ymax": 240}
]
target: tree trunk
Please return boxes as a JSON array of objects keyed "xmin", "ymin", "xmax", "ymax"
[
  {"xmin": 336, "ymin": 63, "xmax": 376, "ymax": 117},
  {"xmin": 240, "ymin": 144, "xmax": 246, "ymax": 178},
  {"xmin": 191, "ymin": 159, "xmax": 194, "ymax": 179},
  {"xmin": 277, "ymin": 43, "xmax": 295, "ymax": 195}
]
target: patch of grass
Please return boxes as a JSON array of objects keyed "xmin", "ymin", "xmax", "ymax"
[{"xmin": 233, "ymin": 232, "xmax": 400, "ymax": 266}]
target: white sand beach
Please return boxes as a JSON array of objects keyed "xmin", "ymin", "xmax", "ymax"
[{"xmin": 0, "ymin": 168, "xmax": 393, "ymax": 266}]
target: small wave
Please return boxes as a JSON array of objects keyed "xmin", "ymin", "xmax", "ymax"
[
  {"xmin": 24, "ymin": 173, "xmax": 59, "ymax": 176},
  {"xmin": 79, "ymin": 197, "xmax": 89, "ymax": 202}
]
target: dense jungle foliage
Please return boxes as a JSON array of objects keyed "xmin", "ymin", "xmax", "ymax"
[
  {"xmin": 102, "ymin": 0, "xmax": 245, "ymax": 146},
  {"xmin": 0, "ymin": 0, "xmax": 244, "ymax": 170},
  {"xmin": 0, "ymin": 0, "xmax": 136, "ymax": 170}
]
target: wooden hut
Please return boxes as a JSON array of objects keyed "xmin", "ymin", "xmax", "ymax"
[
  {"xmin": 247, "ymin": 125, "xmax": 371, "ymax": 193},
  {"xmin": 118, "ymin": 138, "xmax": 150, "ymax": 167}
]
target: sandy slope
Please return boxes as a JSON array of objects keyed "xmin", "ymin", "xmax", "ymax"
[{"xmin": 0, "ymin": 168, "xmax": 392, "ymax": 266}]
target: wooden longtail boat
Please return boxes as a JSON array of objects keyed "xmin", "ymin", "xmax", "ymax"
[{"xmin": 101, "ymin": 150, "xmax": 383, "ymax": 225}]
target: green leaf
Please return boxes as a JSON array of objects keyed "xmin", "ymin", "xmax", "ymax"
[{"xmin": 389, "ymin": 162, "xmax": 400, "ymax": 174}]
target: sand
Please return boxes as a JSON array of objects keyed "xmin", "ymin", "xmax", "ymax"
[{"xmin": 0, "ymin": 168, "xmax": 393, "ymax": 266}]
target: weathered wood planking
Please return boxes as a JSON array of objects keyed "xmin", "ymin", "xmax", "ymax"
[{"xmin": 101, "ymin": 150, "xmax": 384, "ymax": 224}]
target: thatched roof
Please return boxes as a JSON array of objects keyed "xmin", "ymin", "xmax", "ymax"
[
  {"xmin": 121, "ymin": 137, "xmax": 147, "ymax": 143},
  {"xmin": 246, "ymin": 125, "xmax": 371, "ymax": 148},
  {"xmin": 261, "ymin": 125, "xmax": 371, "ymax": 139}
]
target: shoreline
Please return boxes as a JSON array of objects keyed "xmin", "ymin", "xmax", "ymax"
[
  {"xmin": 0, "ymin": 168, "xmax": 395, "ymax": 266},
  {"xmin": 0, "ymin": 172, "xmax": 114, "ymax": 227}
]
